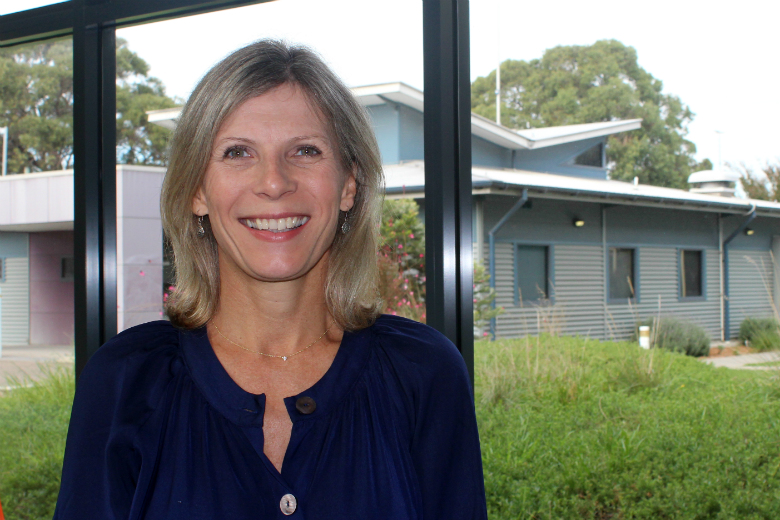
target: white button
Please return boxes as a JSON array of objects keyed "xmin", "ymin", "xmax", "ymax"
[{"xmin": 280, "ymin": 493, "xmax": 297, "ymax": 515}]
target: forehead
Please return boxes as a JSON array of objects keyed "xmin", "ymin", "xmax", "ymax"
[{"xmin": 217, "ymin": 83, "xmax": 330, "ymax": 137}]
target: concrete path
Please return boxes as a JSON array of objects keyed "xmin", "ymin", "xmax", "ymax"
[
  {"xmin": 702, "ymin": 351, "xmax": 780, "ymax": 370},
  {"xmin": 0, "ymin": 344, "xmax": 74, "ymax": 389}
]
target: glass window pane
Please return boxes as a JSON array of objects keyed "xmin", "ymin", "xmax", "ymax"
[
  {"xmin": 609, "ymin": 247, "xmax": 634, "ymax": 300},
  {"xmin": 515, "ymin": 245, "xmax": 547, "ymax": 301},
  {"xmin": 681, "ymin": 249, "xmax": 702, "ymax": 297}
]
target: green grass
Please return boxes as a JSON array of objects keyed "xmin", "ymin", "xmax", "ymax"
[
  {"xmin": 4, "ymin": 339, "xmax": 780, "ymax": 519},
  {"xmin": 0, "ymin": 367, "xmax": 74, "ymax": 520},
  {"xmin": 476, "ymin": 335, "xmax": 780, "ymax": 519}
]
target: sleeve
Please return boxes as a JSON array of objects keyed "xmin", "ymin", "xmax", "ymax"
[
  {"xmin": 409, "ymin": 336, "xmax": 488, "ymax": 520},
  {"xmin": 53, "ymin": 345, "xmax": 141, "ymax": 520}
]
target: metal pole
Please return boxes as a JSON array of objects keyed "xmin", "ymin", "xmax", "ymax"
[
  {"xmin": 1, "ymin": 126, "xmax": 7, "ymax": 176},
  {"xmin": 423, "ymin": 0, "xmax": 474, "ymax": 384}
]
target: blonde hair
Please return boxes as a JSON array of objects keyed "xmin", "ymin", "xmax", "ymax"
[{"xmin": 161, "ymin": 40, "xmax": 384, "ymax": 331}]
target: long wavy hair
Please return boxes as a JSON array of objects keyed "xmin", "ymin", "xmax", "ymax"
[{"xmin": 160, "ymin": 39, "xmax": 384, "ymax": 331}]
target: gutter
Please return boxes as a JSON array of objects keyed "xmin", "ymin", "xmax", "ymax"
[
  {"xmin": 488, "ymin": 189, "xmax": 528, "ymax": 339},
  {"xmin": 722, "ymin": 204, "xmax": 757, "ymax": 339}
]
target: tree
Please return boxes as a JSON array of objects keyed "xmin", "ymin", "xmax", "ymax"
[
  {"xmin": 472, "ymin": 40, "xmax": 704, "ymax": 189},
  {"xmin": 0, "ymin": 38, "xmax": 177, "ymax": 174},
  {"xmin": 730, "ymin": 162, "xmax": 780, "ymax": 201}
]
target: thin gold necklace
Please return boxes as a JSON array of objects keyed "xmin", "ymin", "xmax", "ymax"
[{"xmin": 211, "ymin": 320, "xmax": 335, "ymax": 361}]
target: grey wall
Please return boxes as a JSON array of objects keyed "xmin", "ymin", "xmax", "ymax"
[
  {"xmin": 480, "ymin": 194, "xmax": 780, "ymax": 341},
  {"xmin": 0, "ymin": 232, "xmax": 30, "ymax": 346}
]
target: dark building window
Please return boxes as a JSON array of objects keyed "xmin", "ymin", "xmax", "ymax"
[
  {"xmin": 680, "ymin": 250, "xmax": 703, "ymax": 298},
  {"xmin": 0, "ymin": 258, "xmax": 5, "ymax": 282},
  {"xmin": 515, "ymin": 245, "xmax": 548, "ymax": 302},
  {"xmin": 61, "ymin": 256, "xmax": 75, "ymax": 282},
  {"xmin": 609, "ymin": 247, "xmax": 635, "ymax": 300},
  {"xmin": 574, "ymin": 142, "xmax": 603, "ymax": 167}
]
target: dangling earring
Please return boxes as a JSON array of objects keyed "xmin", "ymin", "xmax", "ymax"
[
  {"xmin": 341, "ymin": 211, "xmax": 351, "ymax": 234},
  {"xmin": 197, "ymin": 215, "xmax": 206, "ymax": 238}
]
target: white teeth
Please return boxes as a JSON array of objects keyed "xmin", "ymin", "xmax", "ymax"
[{"xmin": 244, "ymin": 216, "xmax": 308, "ymax": 232}]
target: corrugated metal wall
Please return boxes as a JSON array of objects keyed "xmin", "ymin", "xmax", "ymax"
[
  {"xmin": 492, "ymin": 243, "xmax": 732, "ymax": 341},
  {"xmin": 605, "ymin": 248, "xmax": 721, "ymax": 341},
  {"xmin": 1, "ymin": 256, "xmax": 30, "ymax": 345},
  {"xmin": 728, "ymin": 250, "xmax": 775, "ymax": 337}
]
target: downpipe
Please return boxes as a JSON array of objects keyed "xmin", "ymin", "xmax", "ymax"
[{"xmin": 488, "ymin": 189, "xmax": 528, "ymax": 340}]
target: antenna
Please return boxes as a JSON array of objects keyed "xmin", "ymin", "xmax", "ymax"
[
  {"xmin": 495, "ymin": 0, "xmax": 501, "ymax": 126},
  {"xmin": 0, "ymin": 127, "xmax": 7, "ymax": 176}
]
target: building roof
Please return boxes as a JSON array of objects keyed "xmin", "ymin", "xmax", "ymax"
[
  {"xmin": 384, "ymin": 161, "xmax": 780, "ymax": 217},
  {"xmin": 147, "ymin": 82, "xmax": 641, "ymax": 150}
]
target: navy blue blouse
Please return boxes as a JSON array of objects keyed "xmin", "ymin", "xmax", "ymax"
[{"xmin": 54, "ymin": 315, "xmax": 487, "ymax": 519}]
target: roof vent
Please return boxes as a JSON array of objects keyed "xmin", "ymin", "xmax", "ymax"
[{"xmin": 688, "ymin": 169, "xmax": 743, "ymax": 198}]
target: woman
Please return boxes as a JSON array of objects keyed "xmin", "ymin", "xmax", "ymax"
[{"xmin": 55, "ymin": 40, "xmax": 487, "ymax": 519}]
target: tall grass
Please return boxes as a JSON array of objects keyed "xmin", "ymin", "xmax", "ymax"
[
  {"xmin": 0, "ymin": 367, "xmax": 74, "ymax": 520},
  {"xmin": 477, "ymin": 336, "xmax": 780, "ymax": 519}
]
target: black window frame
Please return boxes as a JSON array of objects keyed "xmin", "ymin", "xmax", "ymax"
[
  {"xmin": 678, "ymin": 248, "xmax": 706, "ymax": 301},
  {"xmin": 513, "ymin": 243, "xmax": 554, "ymax": 305},
  {"xmin": 1, "ymin": 0, "xmax": 474, "ymax": 383},
  {"xmin": 607, "ymin": 246, "xmax": 639, "ymax": 304}
]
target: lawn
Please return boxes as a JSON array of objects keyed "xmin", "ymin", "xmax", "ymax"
[
  {"xmin": 476, "ymin": 336, "xmax": 780, "ymax": 519},
  {"xmin": 2, "ymin": 337, "xmax": 780, "ymax": 519},
  {"xmin": 0, "ymin": 368, "xmax": 73, "ymax": 520}
]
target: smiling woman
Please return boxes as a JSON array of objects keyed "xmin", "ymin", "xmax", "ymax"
[{"xmin": 53, "ymin": 40, "xmax": 487, "ymax": 520}]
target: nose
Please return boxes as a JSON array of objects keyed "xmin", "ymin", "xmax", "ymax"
[{"xmin": 253, "ymin": 157, "xmax": 296, "ymax": 199}]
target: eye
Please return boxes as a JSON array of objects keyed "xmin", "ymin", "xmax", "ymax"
[
  {"xmin": 223, "ymin": 146, "xmax": 250, "ymax": 159},
  {"xmin": 294, "ymin": 145, "xmax": 322, "ymax": 157}
]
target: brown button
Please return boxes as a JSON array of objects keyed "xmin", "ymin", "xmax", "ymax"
[
  {"xmin": 295, "ymin": 396, "xmax": 316, "ymax": 415},
  {"xmin": 280, "ymin": 493, "xmax": 297, "ymax": 515}
]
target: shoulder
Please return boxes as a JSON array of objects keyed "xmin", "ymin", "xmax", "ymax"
[
  {"xmin": 78, "ymin": 320, "xmax": 182, "ymax": 398},
  {"xmin": 368, "ymin": 315, "xmax": 471, "ymax": 390},
  {"xmin": 86, "ymin": 320, "xmax": 180, "ymax": 369}
]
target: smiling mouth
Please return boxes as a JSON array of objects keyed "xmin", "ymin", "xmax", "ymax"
[{"xmin": 241, "ymin": 216, "xmax": 309, "ymax": 233}]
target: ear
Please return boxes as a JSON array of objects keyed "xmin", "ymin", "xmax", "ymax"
[
  {"xmin": 339, "ymin": 169, "xmax": 357, "ymax": 212},
  {"xmin": 191, "ymin": 186, "xmax": 209, "ymax": 216}
]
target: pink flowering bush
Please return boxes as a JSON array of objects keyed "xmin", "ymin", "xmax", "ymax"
[{"xmin": 378, "ymin": 199, "xmax": 427, "ymax": 322}]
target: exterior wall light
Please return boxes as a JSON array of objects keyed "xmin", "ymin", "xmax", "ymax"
[
  {"xmin": 573, "ymin": 219, "xmax": 585, "ymax": 228},
  {"xmin": 745, "ymin": 228, "xmax": 755, "ymax": 236}
]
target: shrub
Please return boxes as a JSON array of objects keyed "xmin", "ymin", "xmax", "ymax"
[
  {"xmin": 637, "ymin": 316, "xmax": 710, "ymax": 357},
  {"xmin": 739, "ymin": 317, "xmax": 780, "ymax": 348}
]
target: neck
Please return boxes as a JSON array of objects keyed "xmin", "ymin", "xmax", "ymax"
[{"xmin": 210, "ymin": 255, "xmax": 334, "ymax": 357}]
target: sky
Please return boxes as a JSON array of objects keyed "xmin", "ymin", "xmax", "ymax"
[{"xmin": 6, "ymin": 0, "xmax": 780, "ymax": 175}]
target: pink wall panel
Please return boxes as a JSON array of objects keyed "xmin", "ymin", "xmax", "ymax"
[{"xmin": 28, "ymin": 231, "xmax": 74, "ymax": 345}]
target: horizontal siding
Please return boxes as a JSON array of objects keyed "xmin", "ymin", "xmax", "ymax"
[
  {"xmin": 492, "ymin": 243, "xmax": 739, "ymax": 342},
  {"xmin": 1, "ymin": 256, "xmax": 29, "ymax": 345},
  {"xmin": 729, "ymin": 250, "xmax": 775, "ymax": 338},
  {"xmin": 605, "ymin": 248, "xmax": 721, "ymax": 341}
]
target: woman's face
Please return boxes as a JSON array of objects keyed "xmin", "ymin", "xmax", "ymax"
[{"xmin": 192, "ymin": 83, "xmax": 356, "ymax": 284}]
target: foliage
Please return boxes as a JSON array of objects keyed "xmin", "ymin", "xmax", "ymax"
[
  {"xmin": 637, "ymin": 316, "xmax": 710, "ymax": 357},
  {"xmin": 0, "ymin": 367, "xmax": 74, "ymax": 520},
  {"xmin": 378, "ymin": 199, "xmax": 426, "ymax": 321},
  {"xmin": 0, "ymin": 38, "xmax": 177, "ymax": 174},
  {"xmin": 730, "ymin": 161, "xmax": 780, "ymax": 201},
  {"xmin": 471, "ymin": 39, "xmax": 702, "ymax": 189},
  {"xmin": 473, "ymin": 261, "xmax": 503, "ymax": 338},
  {"xmin": 739, "ymin": 317, "xmax": 780, "ymax": 351},
  {"xmin": 476, "ymin": 335, "xmax": 780, "ymax": 519}
]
